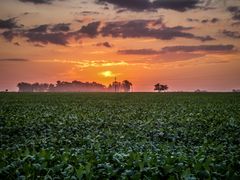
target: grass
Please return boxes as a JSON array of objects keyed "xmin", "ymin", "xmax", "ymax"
[{"xmin": 0, "ymin": 92, "xmax": 240, "ymax": 179}]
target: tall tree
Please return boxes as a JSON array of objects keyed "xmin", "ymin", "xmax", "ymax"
[{"xmin": 122, "ymin": 80, "xmax": 133, "ymax": 92}]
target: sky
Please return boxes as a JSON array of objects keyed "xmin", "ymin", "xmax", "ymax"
[{"xmin": 0, "ymin": 0, "xmax": 240, "ymax": 92}]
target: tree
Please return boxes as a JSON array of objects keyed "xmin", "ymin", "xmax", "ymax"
[
  {"xmin": 17, "ymin": 82, "xmax": 33, "ymax": 92},
  {"xmin": 122, "ymin": 80, "xmax": 133, "ymax": 92},
  {"xmin": 154, "ymin": 83, "xmax": 168, "ymax": 92}
]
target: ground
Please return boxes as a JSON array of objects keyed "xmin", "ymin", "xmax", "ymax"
[{"xmin": 0, "ymin": 92, "xmax": 240, "ymax": 179}]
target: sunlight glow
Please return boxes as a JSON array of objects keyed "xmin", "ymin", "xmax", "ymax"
[{"xmin": 100, "ymin": 71, "xmax": 116, "ymax": 77}]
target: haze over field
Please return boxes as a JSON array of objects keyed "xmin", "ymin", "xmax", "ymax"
[{"xmin": 0, "ymin": 0, "xmax": 240, "ymax": 91}]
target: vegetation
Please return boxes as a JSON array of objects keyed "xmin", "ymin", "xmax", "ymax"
[
  {"xmin": 17, "ymin": 80, "xmax": 133, "ymax": 92},
  {"xmin": 0, "ymin": 92, "xmax": 240, "ymax": 179},
  {"xmin": 154, "ymin": 83, "xmax": 168, "ymax": 92}
]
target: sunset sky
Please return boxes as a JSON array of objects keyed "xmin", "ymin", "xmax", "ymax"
[{"xmin": 1, "ymin": 0, "xmax": 240, "ymax": 91}]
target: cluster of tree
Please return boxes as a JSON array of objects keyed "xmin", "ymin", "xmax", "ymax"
[
  {"xmin": 17, "ymin": 80, "xmax": 133, "ymax": 92},
  {"xmin": 195, "ymin": 89, "xmax": 207, "ymax": 92},
  {"xmin": 232, "ymin": 89, "xmax": 240, "ymax": 92},
  {"xmin": 154, "ymin": 83, "xmax": 168, "ymax": 92}
]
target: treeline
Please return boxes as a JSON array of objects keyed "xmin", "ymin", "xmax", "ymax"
[{"xmin": 17, "ymin": 80, "xmax": 133, "ymax": 92}]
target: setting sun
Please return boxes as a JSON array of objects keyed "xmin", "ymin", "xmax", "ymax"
[{"xmin": 100, "ymin": 71, "xmax": 116, "ymax": 78}]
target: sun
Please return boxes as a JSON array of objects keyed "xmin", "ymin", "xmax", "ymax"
[{"xmin": 100, "ymin": 71, "xmax": 115, "ymax": 77}]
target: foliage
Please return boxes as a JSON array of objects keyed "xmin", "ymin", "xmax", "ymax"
[
  {"xmin": 0, "ymin": 92, "xmax": 240, "ymax": 179},
  {"xmin": 154, "ymin": 83, "xmax": 168, "ymax": 92},
  {"xmin": 17, "ymin": 80, "xmax": 133, "ymax": 92}
]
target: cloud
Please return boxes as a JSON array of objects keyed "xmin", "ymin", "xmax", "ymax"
[
  {"xmin": 211, "ymin": 18, "xmax": 219, "ymax": 23},
  {"xmin": 0, "ymin": 58, "xmax": 29, "ymax": 62},
  {"xmin": 79, "ymin": 11, "xmax": 100, "ymax": 16},
  {"xmin": 14, "ymin": 42, "xmax": 20, "ymax": 46},
  {"xmin": 0, "ymin": 18, "xmax": 215, "ymax": 46},
  {"xmin": 227, "ymin": 6, "xmax": 240, "ymax": 21},
  {"xmin": 34, "ymin": 43, "xmax": 45, "ymax": 47},
  {"xmin": 24, "ymin": 32, "xmax": 70, "ymax": 45},
  {"xmin": 118, "ymin": 49, "xmax": 159, "ymax": 55},
  {"xmin": 152, "ymin": 0, "xmax": 200, "ymax": 12},
  {"xmin": 18, "ymin": 0, "xmax": 55, "ymax": 4},
  {"xmin": 201, "ymin": 18, "xmax": 219, "ymax": 23},
  {"xmin": 100, "ymin": 19, "xmax": 214, "ymax": 41},
  {"xmin": 28, "ymin": 23, "xmax": 71, "ymax": 33},
  {"xmin": 29, "ymin": 24, "xmax": 49, "ymax": 33},
  {"xmin": 96, "ymin": 0, "xmax": 151, "ymax": 12},
  {"xmin": 232, "ymin": 22, "xmax": 240, "ymax": 26},
  {"xmin": 2, "ymin": 31, "xmax": 16, "ymax": 41},
  {"xmin": 51, "ymin": 23, "xmax": 71, "ymax": 32},
  {"xmin": 118, "ymin": 44, "xmax": 235, "ymax": 56},
  {"xmin": 150, "ymin": 52, "xmax": 205, "ymax": 62},
  {"xmin": 96, "ymin": 41, "xmax": 113, "ymax": 48},
  {"xmin": 51, "ymin": 59, "xmax": 128, "ymax": 68},
  {"xmin": 187, "ymin": 18, "xmax": 199, "ymax": 22},
  {"xmin": 223, "ymin": 30, "xmax": 240, "ymax": 39},
  {"xmin": 187, "ymin": 18, "xmax": 219, "ymax": 23},
  {"xmin": 161, "ymin": 44, "xmax": 235, "ymax": 53},
  {"xmin": 96, "ymin": 0, "xmax": 200, "ymax": 12},
  {"xmin": 0, "ymin": 18, "xmax": 20, "ymax": 29},
  {"xmin": 79, "ymin": 21, "xmax": 101, "ymax": 37},
  {"xmin": 1, "ymin": 23, "xmax": 73, "ymax": 46}
]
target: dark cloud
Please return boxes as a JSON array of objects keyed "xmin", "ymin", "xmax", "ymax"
[
  {"xmin": 116, "ymin": 9, "xmax": 128, "ymax": 13},
  {"xmin": 0, "ymin": 18, "xmax": 20, "ymax": 29},
  {"xmin": 211, "ymin": 18, "xmax": 219, "ymax": 23},
  {"xmin": 1, "ymin": 23, "xmax": 73, "ymax": 46},
  {"xmin": 100, "ymin": 19, "xmax": 214, "ymax": 41},
  {"xmin": 80, "ymin": 11, "xmax": 100, "ymax": 15},
  {"xmin": 223, "ymin": 30, "xmax": 240, "ymax": 39},
  {"xmin": 118, "ymin": 49, "xmax": 159, "ymax": 55},
  {"xmin": 79, "ymin": 21, "xmax": 101, "ymax": 37},
  {"xmin": 227, "ymin": 6, "xmax": 240, "ymax": 21},
  {"xmin": 29, "ymin": 24, "xmax": 49, "ymax": 33},
  {"xmin": 0, "ymin": 18, "xmax": 215, "ymax": 46},
  {"xmin": 118, "ymin": 44, "xmax": 235, "ymax": 55},
  {"xmin": 2, "ymin": 31, "xmax": 16, "ymax": 41},
  {"xmin": 34, "ymin": 43, "xmax": 45, "ymax": 47},
  {"xmin": 232, "ymin": 21, "xmax": 240, "ymax": 26},
  {"xmin": 97, "ymin": 0, "xmax": 151, "ymax": 12},
  {"xmin": 24, "ymin": 32, "xmax": 70, "ymax": 45},
  {"xmin": 96, "ymin": 41, "xmax": 113, "ymax": 48},
  {"xmin": 28, "ymin": 23, "xmax": 70, "ymax": 33},
  {"xmin": 152, "ymin": 0, "xmax": 199, "ymax": 12},
  {"xmin": 0, "ymin": 58, "xmax": 29, "ymax": 62},
  {"xmin": 18, "ymin": 0, "xmax": 55, "ymax": 4},
  {"xmin": 51, "ymin": 23, "xmax": 71, "ymax": 32},
  {"xmin": 96, "ymin": 0, "xmax": 200, "ymax": 12},
  {"xmin": 14, "ymin": 42, "xmax": 20, "ymax": 46},
  {"xmin": 187, "ymin": 18, "xmax": 199, "ymax": 22},
  {"xmin": 201, "ymin": 19, "xmax": 208, "ymax": 23},
  {"xmin": 161, "ymin": 44, "xmax": 235, "ymax": 53},
  {"xmin": 187, "ymin": 18, "xmax": 219, "ymax": 23}
]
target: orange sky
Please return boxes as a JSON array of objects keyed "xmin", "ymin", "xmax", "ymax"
[{"xmin": 0, "ymin": 0, "xmax": 240, "ymax": 91}]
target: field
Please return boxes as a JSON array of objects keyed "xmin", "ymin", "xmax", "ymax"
[{"xmin": 0, "ymin": 92, "xmax": 240, "ymax": 179}]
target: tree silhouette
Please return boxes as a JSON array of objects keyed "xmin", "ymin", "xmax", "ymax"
[
  {"xmin": 154, "ymin": 83, "xmax": 168, "ymax": 92},
  {"xmin": 17, "ymin": 82, "xmax": 33, "ymax": 92},
  {"xmin": 17, "ymin": 80, "xmax": 133, "ymax": 92},
  {"xmin": 122, "ymin": 80, "xmax": 132, "ymax": 92}
]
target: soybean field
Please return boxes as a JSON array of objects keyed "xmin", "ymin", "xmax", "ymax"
[{"xmin": 0, "ymin": 93, "xmax": 240, "ymax": 179}]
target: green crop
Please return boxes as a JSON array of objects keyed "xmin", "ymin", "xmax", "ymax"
[{"xmin": 0, "ymin": 92, "xmax": 240, "ymax": 179}]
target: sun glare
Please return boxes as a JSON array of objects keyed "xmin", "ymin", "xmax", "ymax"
[{"xmin": 100, "ymin": 71, "xmax": 115, "ymax": 77}]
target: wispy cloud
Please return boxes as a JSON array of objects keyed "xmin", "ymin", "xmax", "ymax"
[
  {"xmin": 50, "ymin": 59, "xmax": 128, "ymax": 68},
  {"xmin": 0, "ymin": 58, "xmax": 29, "ymax": 62}
]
